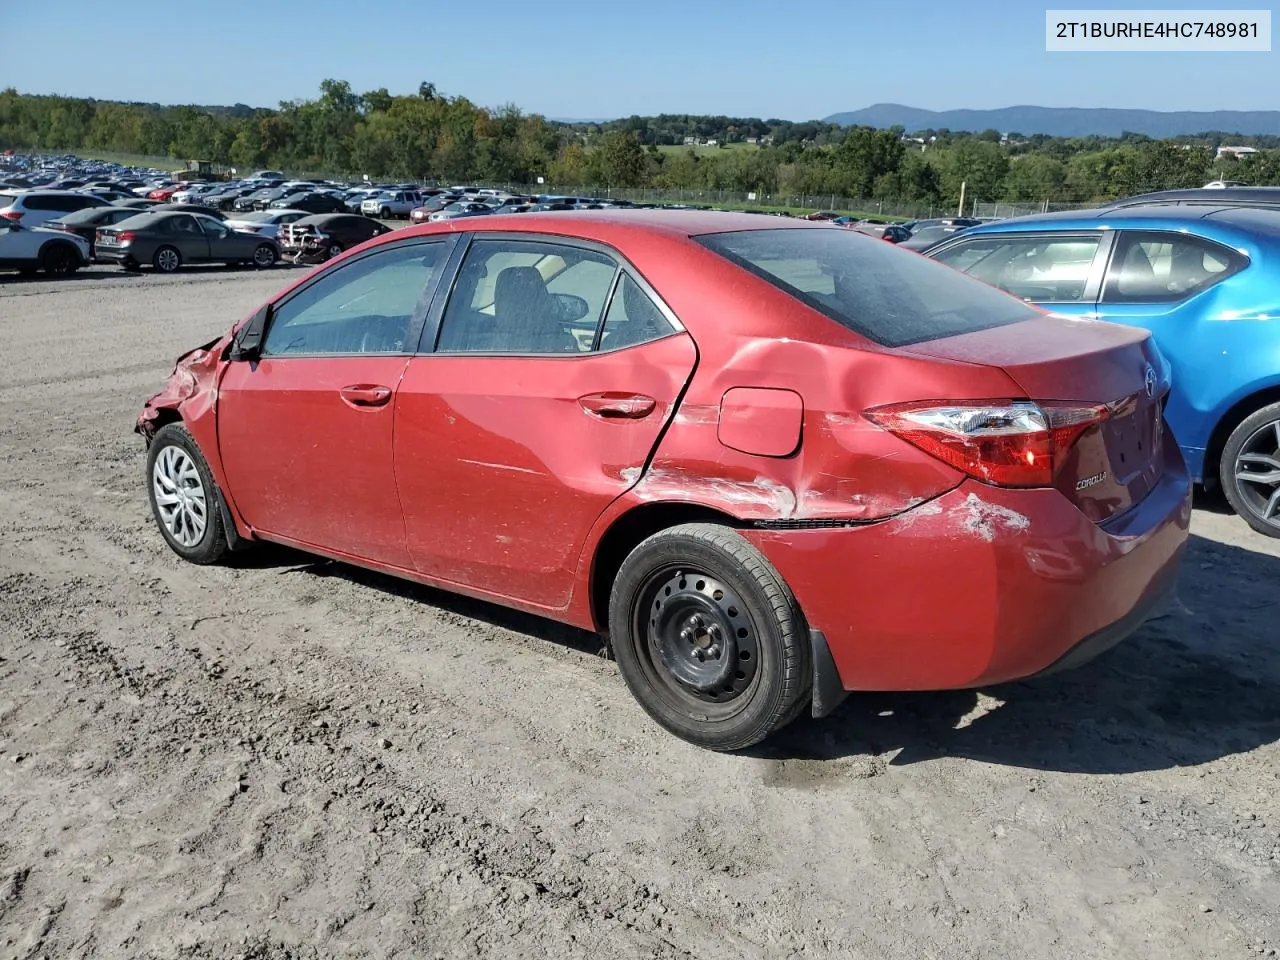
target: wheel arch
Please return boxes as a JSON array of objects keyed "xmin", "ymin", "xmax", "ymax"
[
  {"xmin": 1203, "ymin": 381, "xmax": 1280, "ymax": 486},
  {"xmin": 587, "ymin": 501, "xmax": 745, "ymax": 634}
]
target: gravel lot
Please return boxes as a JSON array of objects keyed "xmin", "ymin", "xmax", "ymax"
[{"xmin": 2, "ymin": 266, "xmax": 1279, "ymax": 960}]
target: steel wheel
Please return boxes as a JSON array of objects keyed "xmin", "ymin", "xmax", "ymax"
[
  {"xmin": 154, "ymin": 246, "xmax": 181, "ymax": 273},
  {"xmin": 635, "ymin": 566, "xmax": 761, "ymax": 719},
  {"xmin": 152, "ymin": 445, "xmax": 208, "ymax": 547},
  {"xmin": 1233, "ymin": 418, "xmax": 1280, "ymax": 531}
]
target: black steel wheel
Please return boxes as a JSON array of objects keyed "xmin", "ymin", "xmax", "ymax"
[
  {"xmin": 1221, "ymin": 400, "xmax": 1280, "ymax": 538},
  {"xmin": 609, "ymin": 523, "xmax": 812, "ymax": 751}
]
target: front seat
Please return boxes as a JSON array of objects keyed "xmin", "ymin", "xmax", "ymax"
[{"xmin": 493, "ymin": 266, "xmax": 577, "ymax": 353}]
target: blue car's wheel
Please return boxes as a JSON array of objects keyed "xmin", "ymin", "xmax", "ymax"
[{"xmin": 1221, "ymin": 400, "xmax": 1280, "ymax": 538}]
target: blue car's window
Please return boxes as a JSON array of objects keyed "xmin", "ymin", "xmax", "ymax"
[
  {"xmin": 1102, "ymin": 231, "xmax": 1246, "ymax": 303},
  {"xmin": 697, "ymin": 227, "xmax": 1038, "ymax": 347},
  {"xmin": 930, "ymin": 234, "xmax": 1102, "ymax": 303}
]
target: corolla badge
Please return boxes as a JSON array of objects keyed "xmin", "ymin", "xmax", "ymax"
[
  {"xmin": 1144, "ymin": 364, "xmax": 1158, "ymax": 399},
  {"xmin": 1076, "ymin": 471, "xmax": 1108, "ymax": 491}
]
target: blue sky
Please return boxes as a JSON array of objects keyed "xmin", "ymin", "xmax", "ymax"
[{"xmin": 7, "ymin": 0, "xmax": 1277, "ymax": 118}]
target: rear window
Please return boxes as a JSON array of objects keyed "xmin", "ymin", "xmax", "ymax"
[{"xmin": 696, "ymin": 227, "xmax": 1038, "ymax": 347}]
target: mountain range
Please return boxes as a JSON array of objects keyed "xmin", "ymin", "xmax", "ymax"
[{"xmin": 823, "ymin": 103, "xmax": 1280, "ymax": 138}]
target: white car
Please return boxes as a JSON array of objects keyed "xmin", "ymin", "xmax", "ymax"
[
  {"xmin": 0, "ymin": 189, "xmax": 111, "ymax": 228},
  {"xmin": 0, "ymin": 219, "xmax": 90, "ymax": 277},
  {"xmin": 223, "ymin": 209, "xmax": 310, "ymax": 240}
]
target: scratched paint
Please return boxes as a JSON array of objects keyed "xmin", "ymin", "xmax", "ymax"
[{"xmin": 952, "ymin": 493, "xmax": 1031, "ymax": 543}]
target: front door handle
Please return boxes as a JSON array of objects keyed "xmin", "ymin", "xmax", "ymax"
[
  {"xmin": 579, "ymin": 392, "xmax": 657, "ymax": 420},
  {"xmin": 340, "ymin": 384, "xmax": 392, "ymax": 407}
]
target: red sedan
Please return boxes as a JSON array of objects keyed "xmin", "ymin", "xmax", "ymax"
[{"xmin": 136, "ymin": 211, "xmax": 1191, "ymax": 751}]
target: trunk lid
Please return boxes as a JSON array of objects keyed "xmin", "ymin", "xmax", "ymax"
[{"xmin": 901, "ymin": 315, "xmax": 1169, "ymax": 521}]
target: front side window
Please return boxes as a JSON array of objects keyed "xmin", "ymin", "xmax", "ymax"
[
  {"xmin": 699, "ymin": 227, "xmax": 1038, "ymax": 347},
  {"xmin": 198, "ymin": 218, "xmax": 230, "ymax": 240},
  {"xmin": 930, "ymin": 234, "xmax": 1102, "ymax": 303},
  {"xmin": 1102, "ymin": 231, "xmax": 1246, "ymax": 303},
  {"xmin": 436, "ymin": 239, "xmax": 618, "ymax": 354},
  {"xmin": 263, "ymin": 242, "xmax": 447, "ymax": 356}
]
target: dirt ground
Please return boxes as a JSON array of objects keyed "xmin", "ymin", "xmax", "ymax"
[{"xmin": 1, "ymin": 266, "xmax": 1278, "ymax": 960}]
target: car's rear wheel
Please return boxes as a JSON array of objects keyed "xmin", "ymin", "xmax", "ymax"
[
  {"xmin": 1221, "ymin": 400, "xmax": 1280, "ymax": 538},
  {"xmin": 325, "ymin": 242, "xmax": 343, "ymax": 260},
  {"xmin": 252, "ymin": 243, "xmax": 276, "ymax": 268},
  {"xmin": 146, "ymin": 423, "xmax": 229, "ymax": 564},
  {"xmin": 608, "ymin": 523, "xmax": 812, "ymax": 751},
  {"xmin": 153, "ymin": 245, "xmax": 182, "ymax": 273},
  {"xmin": 380, "ymin": 207, "xmax": 392, "ymax": 219},
  {"xmin": 40, "ymin": 243, "xmax": 79, "ymax": 276}
]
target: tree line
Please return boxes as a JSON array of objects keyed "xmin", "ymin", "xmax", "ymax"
[{"xmin": 3, "ymin": 81, "xmax": 1279, "ymax": 206}]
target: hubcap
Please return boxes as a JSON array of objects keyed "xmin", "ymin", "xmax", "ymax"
[
  {"xmin": 158, "ymin": 249, "xmax": 179, "ymax": 271},
  {"xmin": 152, "ymin": 445, "xmax": 207, "ymax": 547},
  {"xmin": 644, "ymin": 570, "xmax": 758, "ymax": 703},
  {"xmin": 1235, "ymin": 418, "xmax": 1280, "ymax": 529}
]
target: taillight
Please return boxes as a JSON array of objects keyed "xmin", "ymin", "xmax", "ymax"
[
  {"xmin": 1, "ymin": 211, "xmax": 21, "ymax": 221},
  {"xmin": 866, "ymin": 400, "xmax": 1109, "ymax": 487},
  {"xmin": 117, "ymin": 232, "xmax": 137, "ymax": 243}
]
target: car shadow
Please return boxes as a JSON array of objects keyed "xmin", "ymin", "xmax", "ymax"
[
  {"xmin": 238, "ymin": 532, "xmax": 1279, "ymax": 775},
  {"xmin": 755, "ymin": 532, "xmax": 1280, "ymax": 774}
]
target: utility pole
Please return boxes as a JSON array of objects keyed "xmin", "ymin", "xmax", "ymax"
[{"xmin": 957, "ymin": 180, "xmax": 966, "ymax": 217}]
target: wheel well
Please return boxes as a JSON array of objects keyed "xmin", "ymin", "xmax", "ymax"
[
  {"xmin": 589, "ymin": 502, "xmax": 743, "ymax": 632},
  {"xmin": 144, "ymin": 408, "xmax": 183, "ymax": 444},
  {"xmin": 1203, "ymin": 385, "xmax": 1280, "ymax": 485},
  {"xmin": 39, "ymin": 239, "xmax": 76, "ymax": 257}
]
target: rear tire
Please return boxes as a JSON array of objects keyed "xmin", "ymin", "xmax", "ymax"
[
  {"xmin": 325, "ymin": 242, "xmax": 343, "ymax": 261},
  {"xmin": 153, "ymin": 245, "xmax": 182, "ymax": 273},
  {"xmin": 1220, "ymin": 400, "xmax": 1280, "ymax": 538},
  {"xmin": 608, "ymin": 523, "xmax": 812, "ymax": 751},
  {"xmin": 146, "ymin": 423, "xmax": 230, "ymax": 565},
  {"xmin": 40, "ymin": 243, "xmax": 79, "ymax": 277},
  {"xmin": 380, "ymin": 207, "xmax": 392, "ymax": 219}
]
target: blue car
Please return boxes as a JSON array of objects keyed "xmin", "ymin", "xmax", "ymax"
[{"xmin": 924, "ymin": 205, "xmax": 1280, "ymax": 537}]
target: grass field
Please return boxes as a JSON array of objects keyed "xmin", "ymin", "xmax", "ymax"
[{"xmin": 655, "ymin": 142, "xmax": 760, "ymax": 156}]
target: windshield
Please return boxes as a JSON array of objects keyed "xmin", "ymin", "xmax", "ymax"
[{"xmin": 696, "ymin": 227, "xmax": 1038, "ymax": 347}]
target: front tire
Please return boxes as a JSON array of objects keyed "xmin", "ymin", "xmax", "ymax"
[
  {"xmin": 325, "ymin": 242, "xmax": 343, "ymax": 261},
  {"xmin": 146, "ymin": 423, "xmax": 229, "ymax": 564},
  {"xmin": 608, "ymin": 523, "xmax": 812, "ymax": 751},
  {"xmin": 380, "ymin": 207, "xmax": 392, "ymax": 220},
  {"xmin": 153, "ymin": 245, "xmax": 182, "ymax": 273},
  {"xmin": 1220, "ymin": 400, "xmax": 1280, "ymax": 538},
  {"xmin": 252, "ymin": 243, "xmax": 276, "ymax": 268}
]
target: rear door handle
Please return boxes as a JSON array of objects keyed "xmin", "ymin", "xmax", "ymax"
[
  {"xmin": 579, "ymin": 392, "xmax": 657, "ymax": 419},
  {"xmin": 340, "ymin": 384, "xmax": 393, "ymax": 407}
]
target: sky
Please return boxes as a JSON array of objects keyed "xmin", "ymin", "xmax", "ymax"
[{"xmin": 6, "ymin": 0, "xmax": 1278, "ymax": 118}]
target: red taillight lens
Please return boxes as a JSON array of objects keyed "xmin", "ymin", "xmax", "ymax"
[
  {"xmin": 866, "ymin": 400, "xmax": 1109, "ymax": 487},
  {"xmin": 1, "ymin": 211, "xmax": 21, "ymax": 221},
  {"xmin": 117, "ymin": 232, "xmax": 137, "ymax": 243}
]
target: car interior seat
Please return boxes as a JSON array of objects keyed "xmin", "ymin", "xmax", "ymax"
[{"xmin": 494, "ymin": 266, "xmax": 577, "ymax": 353}]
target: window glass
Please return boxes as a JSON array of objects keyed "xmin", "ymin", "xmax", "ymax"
[
  {"xmin": 198, "ymin": 217, "xmax": 230, "ymax": 239},
  {"xmin": 930, "ymin": 234, "xmax": 1101, "ymax": 303},
  {"xmin": 1102, "ymin": 231, "xmax": 1244, "ymax": 303},
  {"xmin": 699, "ymin": 228, "xmax": 1037, "ymax": 347},
  {"xmin": 599, "ymin": 274, "xmax": 676, "ymax": 350},
  {"xmin": 163, "ymin": 215, "xmax": 202, "ymax": 236},
  {"xmin": 263, "ymin": 242, "xmax": 446, "ymax": 356},
  {"xmin": 24, "ymin": 195, "xmax": 59, "ymax": 211},
  {"xmin": 436, "ymin": 239, "xmax": 618, "ymax": 354}
]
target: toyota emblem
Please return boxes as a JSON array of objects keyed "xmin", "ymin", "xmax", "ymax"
[{"xmin": 1143, "ymin": 365, "xmax": 1157, "ymax": 399}]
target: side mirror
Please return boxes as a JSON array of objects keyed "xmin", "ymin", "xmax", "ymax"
[
  {"xmin": 552, "ymin": 292, "xmax": 589, "ymax": 323},
  {"xmin": 229, "ymin": 302, "xmax": 271, "ymax": 361}
]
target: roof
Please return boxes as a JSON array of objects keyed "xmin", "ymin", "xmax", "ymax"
[
  {"xmin": 953, "ymin": 203, "xmax": 1280, "ymax": 247},
  {"xmin": 1108, "ymin": 186, "xmax": 1280, "ymax": 205},
  {"xmin": 399, "ymin": 209, "xmax": 820, "ymax": 245}
]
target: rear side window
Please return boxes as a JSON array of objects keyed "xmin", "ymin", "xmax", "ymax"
[
  {"xmin": 697, "ymin": 228, "xmax": 1038, "ymax": 347},
  {"xmin": 930, "ymin": 234, "xmax": 1102, "ymax": 303},
  {"xmin": 23, "ymin": 194, "xmax": 64, "ymax": 211},
  {"xmin": 0, "ymin": 193, "xmax": 18, "ymax": 208},
  {"xmin": 1102, "ymin": 231, "xmax": 1246, "ymax": 303}
]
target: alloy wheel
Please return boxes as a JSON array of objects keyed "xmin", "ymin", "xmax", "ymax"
[
  {"xmin": 253, "ymin": 245, "xmax": 275, "ymax": 267},
  {"xmin": 155, "ymin": 247, "xmax": 180, "ymax": 272},
  {"xmin": 152, "ymin": 445, "xmax": 208, "ymax": 547},
  {"xmin": 1234, "ymin": 418, "xmax": 1280, "ymax": 530}
]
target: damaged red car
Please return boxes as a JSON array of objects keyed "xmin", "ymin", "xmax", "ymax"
[{"xmin": 137, "ymin": 211, "xmax": 1192, "ymax": 751}]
